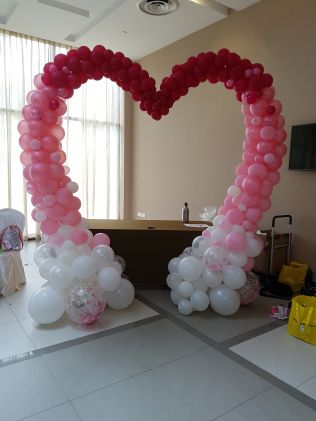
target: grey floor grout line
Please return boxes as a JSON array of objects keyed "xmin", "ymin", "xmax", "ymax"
[
  {"xmin": 136, "ymin": 293, "xmax": 316, "ymax": 412},
  {"xmin": 210, "ymin": 385, "xmax": 273, "ymax": 421},
  {"xmin": 17, "ymin": 402, "xmax": 71, "ymax": 421},
  {"xmin": 0, "ymin": 314, "xmax": 163, "ymax": 368}
]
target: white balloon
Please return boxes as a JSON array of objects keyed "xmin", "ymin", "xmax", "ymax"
[
  {"xmin": 34, "ymin": 244, "xmax": 57, "ymax": 266},
  {"xmin": 106, "ymin": 278, "xmax": 135, "ymax": 310},
  {"xmin": 57, "ymin": 224, "xmax": 75, "ymax": 241},
  {"xmin": 192, "ymin": 236, "xmax": 210, "ymax": 257},
  {"xmin": 57, "ymin": 250, "xmax": 78, "ymax": 266},
  {"xmin": 194, "ymin": 277, "xmax": 208, "ymax": 292},
  {"xmin": 231, "ymin": 225, "xmax": 245, "ymax": 235},
  {"xmin": 178, "ymin": 256, "xmax": 203, "ymax": 282},
  {"xmin": 39, "ymin": 258, "xmax": 58, "ymax": 280},
  {"xmin": 168, "ymin": 257, "xmax": 180, "ymax": 273},
  {"xmin": 210, "ymin": 229, "xmax": 226, "ymax": 244},
  {"xmin": 178, "ymin": 298, "xmax": 193, "ymax": 315},
  {"xmin": 28, "ymin": 286, "xmax": 65, "ymax": 324},
  {"xmin": 166, "ymin": 272, "xmax": 182, "ymax": 290},
  {"xmin": 228, "ymin": 251, "xmax": 248, "ymax": 267},
  {"xmin": 209, "ymin": 286, "xmax": 240, "ymax": 316},
  {"xmin": 170, "ymin": 288, "xmax": 182, "ymax": 305},
  {"xmin": 71, "ymin": 255, "xmax": 96, "ymax": 280},
  {"xmin": 213, "ymin": 215, "xmax": 226, "ymax": 227},
  {"xmin": 223, "ymin": 265, "xmax": 246, "ymax": 289},
  {"xmin": 178, "ymin": 280, "xmax": 194, "ymax": 298},
  {"xmin": 76, "ymin": 244, "xmax": 91, "ymax": 256},
  {"xmin": 227, "ymin": 185, "xmax": 241, "ymax": 197},
  {"xmin": 66, "ymin": 181, "xmax": 79, "ymax": 193},
  {"xmin": 91, "ymin": 245, "xmax": 114, "ymax": 271},
  {"xmin": 97, "ymin": 267, "xmax": 121, "ymax": 292},
  {"xmin": 60, "ymin": 240, "xmax": 76, "ymax": 252},
  {"xmin": 202, "ymin": 268, "xmax": 222, "ymax": 288},
  {"xmin": 111, "ymin": 261, "xmax": 123, "ymax": 275},
  {"xmin": 245, "ymin": 238, "xmax": 263, "ymax": 257},
  {"xmin": 190, "ymin": 290, "xmax": 209, "ymax": 311},
  {"xmin": 48, "ymin": 264, "xmax": 74, "ymax": 291}
]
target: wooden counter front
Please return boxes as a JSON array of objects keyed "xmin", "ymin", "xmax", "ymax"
[{"xmin": 88, "ymin": 220, "xmax": 210, "ymax": 289}]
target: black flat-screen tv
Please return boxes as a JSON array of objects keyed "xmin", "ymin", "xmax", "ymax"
[{"xmin": 289, "ymin": 123, "xmax": 316, "ymax": 170}]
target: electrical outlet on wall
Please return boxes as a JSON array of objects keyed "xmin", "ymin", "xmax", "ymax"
[{"xmin": 137, "ymin": 212, "xmax": 146, "ymax": 218}]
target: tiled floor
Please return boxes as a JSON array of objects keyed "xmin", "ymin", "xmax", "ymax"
[{"xmin": 0, "ymin": 241, "xmax": 315, "ymax": 420}]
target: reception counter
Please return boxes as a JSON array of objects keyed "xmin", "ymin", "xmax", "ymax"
[{"xmin": 88, "ymin": 219, "xmax": 210, "ymax": 289}]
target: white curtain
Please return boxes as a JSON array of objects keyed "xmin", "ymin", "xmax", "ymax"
[{"xmin": 0, "ymin": 30, "xmax": 123, "ymax": 238}]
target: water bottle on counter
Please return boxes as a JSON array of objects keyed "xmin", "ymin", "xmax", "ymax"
[{"xmin": 182, "ymin": 202, "xmax": 189, "ymax": 223}]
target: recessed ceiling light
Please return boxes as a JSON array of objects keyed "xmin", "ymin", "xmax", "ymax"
[{"xmin": 137, "ymin": 0, "xmax": 179, "ymax": 16}]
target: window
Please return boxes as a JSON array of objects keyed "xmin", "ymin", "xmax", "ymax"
[{"xmin": 0, "ymin": 30, "xmax": 123, "ymax": 237}]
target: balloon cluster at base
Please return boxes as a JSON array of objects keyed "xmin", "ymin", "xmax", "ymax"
[{"xmin": 29, "ymin": 233, "xmax": 135, "ymax": 324}]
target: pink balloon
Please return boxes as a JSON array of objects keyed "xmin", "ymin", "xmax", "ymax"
[
  {"xmin": 20, "ymin": 151, "xmax": 32, "ymax": 166},
  {"xmin": 245, "ymin": 127, "xmax": 260, "ymax": 142},
  {"xmin": 239, "ymin": 192, "xmax": 259, "ymax": 207},
  {"xmin": 17, "ymin": 120, "xmax": 30, "ymax": 134},
  {"xmin": 242, "ymin": 176, "xmax": 261, "ymax": 195},
  {"xmin": 250, "ymin": 99, "xmax": 267, "ymax": 116},
  {"xmin": 225, "ymin": 232, "xmax": 246, "ymax": 252},
  {"xmin": 267, "ymin": 171, "xmax": 280, "ymax": 185},
  {"xmin": 242, "ymin": 220, "xmax": 257, "ymax": 233},
  {"xmin": 43, "ymin": 194, "xmax": 56, "ymax": 207},
  {"xmin": 257, "ymin": 141, "xmax": 276, "ymax": 154},
  {"xmin": 41, "ymin": 135, "xmax": 59, "ymax": 153},
  {"xmin": 227, "ymin": 209, "xmax": 245, "ymax": 225},
  {"xmin": 29, "ymin": 163, "xmax": 51, "ymax": 183},
  {"xmin": 29, "ymin": 91, "xmax": 50, "ymax": 109},
  {"xmin": 34, "ymin": 73, "xmax": 45, "ymax": 90},
  {"xmin": 31, "ymin": 151, "xmax": 50, "ymax": 163},
  {"xmin": 235, "ymin": 163, "xmax": 248, "ymax": 176},
  {"xmin": 55, "ymin": 188, "xmax": 73, "ymax": 206},
  {"xmin": 248, "ymin": 163, "xmax": 267, "ymax": 179},
  {"xmin": 90, "ymin": 233, "xmax": 111, "ymax": 248},
  {"xmin": 63, "ymin": 210, "xmax": 81, "ymax": 225},
  {"xmin": 261, "ymin": 86, "xmax": 275, "ymax": 102},
  {"xmin": 258, "ymin": 197, "xmax": 271, "ymax": 211},
  {"xmin": 46, "ymin": 204, "xmax": 66, "ymax": 220},
  {"xmin": 19, "ymin": 134, "xmax": 33, "ymax": 151},
  {"xmin": 68, "ymin": 196, "xmax": 81, "ymax": 210},
  {"xmin": 260, "ymin": 126, "xmax": 276, "ymax": 141},
  {"xmin": 70, "ymin": 229, "xmax": 89, "ymax": 245},
  {"xmin": 275, "ymin": 129, "xmax": 287, "ymax": 143},
  {"xmin": 37, "ymin": 179, "xmax": 58, "ymax": 194},
  {"xmin": 235, "ymin": 175, "xmax": 246, "ymax": 188},
  {"xmin": 41, "ymin": 219, "xmax": 59, "ymax": 235},
  {"xmin": 48, "ymin": 125, "xmax": 65, "ymax": 140},
  {"xmin": 245, "ymin": 207, "xmax": 262, "ymax": 223},
  {"xmin": 50, "ymin": 163, "xmax": 64, "ymax": 180}
]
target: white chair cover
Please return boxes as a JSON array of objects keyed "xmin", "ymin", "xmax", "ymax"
[
  {"xmin": 0, "ymin": 251, "xmax": 26, "ymax": 296},
  {"xmin": 0, "ymin": 208, "xmax": 25, "ymax": 236}
]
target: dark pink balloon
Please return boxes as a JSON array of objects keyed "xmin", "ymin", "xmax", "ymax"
[{"xmin": 41, "ymin": 219, "xmax": 59, "ymax": 235}]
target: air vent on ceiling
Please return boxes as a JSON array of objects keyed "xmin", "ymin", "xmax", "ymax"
[{"xmin": 137, "ymin": 0, "xmax": 178, "ymax": 16}]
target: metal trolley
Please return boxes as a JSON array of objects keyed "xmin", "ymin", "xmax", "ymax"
[{"xmin": 259, "ymin": 215, "xmax": 293, "ymax": 300}]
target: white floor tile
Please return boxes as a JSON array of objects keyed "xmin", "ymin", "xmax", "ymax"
[
  {"xmin": 137, "ymin": 290, "xmax": 283, "ymax": 342},
  {"xmin": 42, "ymin": 334, "xmax": 147, "ymax": 399},
  {"xmin": 0, "ymin": 358, "xmax": 67, "ymax": 421},
  {"xmin": 155, "ymin": 347, "xmax": 269, "ymax": 419},
  {"xmin": 21, "ymin": 403, "xmax": 81, "ymax": 421},
  {"xmin": 118, "ymin": 318, "xmax": 206, "ymax": 368},
  {"xmin": 72, "ymin": 368, "xmax": 205, "ymax": 421},
  {"xmin": 97, "ymin": 299, "xmax": 158, "ymax": 330},
  {"xmin": 0, "ymin": 298, "xmax": 17, "ymax": 324},
  {"xmin": 298, "ymin": 375, "xmax": 316, "ymax": 400},
  {"xmin": 230, "ymin": 325, "xmax": 316, "ymax": 387},
  {"xmin": 215, "ymin": 387, "xmax": 316, "ymax": 421},
  {"xmin": 0, "ymin": 321, "xmax": 35, "ymax": 360},
  {"xmin": 5, "ymin": 278, "xmax": 43, "ymax": 321},
  {"xmin": 19, "ymin": 314, "xmax": 104, "ymax": 349}
]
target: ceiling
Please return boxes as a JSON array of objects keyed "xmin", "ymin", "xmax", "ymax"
[{"xmin": 0, "ymin": 0, "xmax": 261, "ymax": 59}]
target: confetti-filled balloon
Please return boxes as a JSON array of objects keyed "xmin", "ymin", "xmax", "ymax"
[{"xmin": 65, "ymin": 283, "xmax": 106, "ymax": 325}]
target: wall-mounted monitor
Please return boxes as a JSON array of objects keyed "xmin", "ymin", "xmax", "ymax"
[{"xmin": 289, "ymin": 124, "xmax": 316, "ymax": 170}]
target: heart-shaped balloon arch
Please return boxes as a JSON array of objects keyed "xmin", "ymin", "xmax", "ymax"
[{"xmin": 18, "ymin": 45, "xmax": 286, "ymax": 323}]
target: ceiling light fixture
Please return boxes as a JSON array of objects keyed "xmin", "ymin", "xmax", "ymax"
[{"xmin": 137, "ymin": 0, "xmax": 178, "ymax": 16}]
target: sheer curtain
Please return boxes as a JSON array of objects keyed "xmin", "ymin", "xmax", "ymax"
[{"xmin": 0, "ymin": 30, "xmax": 123, "ymax": 238}]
